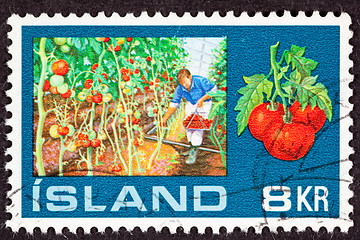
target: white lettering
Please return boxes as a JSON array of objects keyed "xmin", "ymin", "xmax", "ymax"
[
  {"xmin": 153, "ymin": 186, "xmax": 186, "ymax": 211},
  {"xmin": 46, "ymin": 186, "xmax": 77, "ymax": 211},
  {"xmin": 314, "ymin": 186, "xmax": 328, "ymax": 211},
  {"xmin": 84, "ymin": 186, "xmax": 106, "ymax": 211},
  {"xmin": 263, "ymin": 186, "xmax": 291, "ymax": 211},
  {"xmin": 194, "ymin": 186, "xmax": 226, "ymax": 211},
  {"xmin": 111, "ymin": 186, "xmax": 146, "ymax": 211},
  {"xmin": 297, "ymin": 186, "xmax": 313, "ymax": 211}
]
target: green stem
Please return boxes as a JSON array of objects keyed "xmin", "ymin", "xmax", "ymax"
[
  {"xmin": 35, "ymin": 38, "xmax": 48, "ymax": 176},
  {"xmin": 270, "ymin": 42, "xmax": 290, "ymax": 122},
  {"xmin": 58, "ymin": 136, "xmax": 65, "ymax": 176},
  {"xmin": 86, "ymin": 103, "xmax": 95, "ymax": 176}
]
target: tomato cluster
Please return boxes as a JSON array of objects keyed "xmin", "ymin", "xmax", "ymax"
[
  {"xmin": 183, "ymin": 114, "xmax": 213, "ymax": 130},
  {"xmin": 78, "ymin": 79, "xmax": 112, "ymax": 104},
  {"xmin": 109, "ymin": 164, "xmax": 122, "ymax": 172},
  {"xmin": 248, "ymin": 101, "xmax": 326, "ymax": 161},
  {"xmin": 43, "ymin": 59, "xmax": 74, "ymax": 99},
  {"xmin": 49, "ymin": 124, "xmax": 75, "ymax": 139},
  {"xmin": 75, "ymin": 132, "xmax": 102, "ymax": 149},
  {"xmin": 133, "ymin": 138, "xmax": 144, "ymax": 147}
]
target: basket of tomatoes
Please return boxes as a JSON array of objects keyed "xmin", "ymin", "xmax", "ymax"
[{"xmin": 183, "ymin": 112, "xmax": 213, "ymax": 130}]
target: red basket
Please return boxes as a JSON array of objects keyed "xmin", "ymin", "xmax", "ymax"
[{"xmin": 183, "ymin": 113, "xmax": 213, "ymax": 130}]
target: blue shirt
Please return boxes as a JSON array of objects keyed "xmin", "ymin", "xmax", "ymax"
[{"xmin": 171, "ymin": 75, "xmax": 216, "ymax": 105}]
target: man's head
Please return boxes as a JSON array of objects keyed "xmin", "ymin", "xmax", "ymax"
[{"xmin": 177, "ymin": 69, "xmax": 192, "ymax": 89}]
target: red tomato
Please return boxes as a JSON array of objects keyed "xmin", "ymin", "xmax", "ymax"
[
  {"xmin": 155, "ymin": 78, "xmax": 160, "ymax": 83},
  {"xmin": 149, "ymin": 81, "xmax": 154, "ymax": 86},
  {"xmin": 133, "ymin": 139, "xmax": 139, "ymax": 146},
  {"xmin": 52, "ymin": 60, "xmax": 69, "ymax": 76},
  {"xmin": 218, "ymin": 71, "xmax": 222, "ymax": 75},
  {"xmin": 78, "ymin": 133, "xmax": 88, "ymax": 140},
  {"xmin": 114, "ymin": 45, "xmax": 121, "ymax": 52},
  {"xmin": 91, "ymin": 138, "xmax": 101, "ymax": 148},
  {"xmin": 122, "ymin": 75, "xmax": 130, "ymax": 82},
  {"xmin": 170, "ymin": 77, "xmax": 173, "ymax": 81},
  {"xmin": 58, "ymin": 126, "xmax": 69, "ymax": 136},
  {"xmin": 84, "ymin": 79, "xmax": 93, "ymax": 89},
  {"xmin": 75, "ymin": 140, "xmax": 82, "ymax": 147},
  {"xmin": 221, "ymin": 87, "xmax": 227, "ymax": 91},
  {"xmin": 61, "ymin": 89, "xmax": 72, "ymax": 98},
  {"xmin": 99, "ymin": 73, "xmax": 108, "ymax": 82},
  {"xmin": 103, "ymin": 37, "xmax": 110, "ymax": 42},
  {"xmin": 263, "ymin": 122, "xmax": 315, "ymax": 161},
  {"xmin": 248, "ymin": 103, "xmax": 285, "ymax": 141},
  {"xmin": 146, "ymin": 56, "xmax": 152, "ymax": 61},
  {"xmin": 127, "ymin": 37, "xmax": 132, "ymax": 42},
  {"xmin": 129, "ymin": 59, "xmax": 134, "ymax": 64},
  {"xmin": 217, "ymin": 125, "xmax": 222, "ymax": 130},
  {"xmin": 289, "ymin": 101, "xmax": 326, "ymax": 133},
  {"xmin": 134, "ymin": 68, "xmax": 140, "ymax": 74},
  {"xmin": 120, "ymin": 68, "xmax": 127, "ymax": 74},
  {"xmin": 92, "ymin": 63, "xmax": 99, "ymax": 72},
  {"xmin": 144, "ymin": 86, "xmax": 149, "ymax": 91},
  {"xmin": 43, "ymin": 80, "xmax": 51, "ymax": 91},
  {"xmin": 82, "ymin": 139, "xmax": 91, "ymax": 148},
  {"xmin": 50, "ymin": 86, "xmax": 59, "ymax": 94},
  {"xmin": 92, "ymin": 92, "xmax": 103, "ymax": 103}
]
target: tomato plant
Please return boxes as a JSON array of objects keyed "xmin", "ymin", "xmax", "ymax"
[
  {"xmin": 235, "ymin": 42, "xmax": 332, "ymax": 161},
  {"xmin": 208, "ymin": 38, "xmax": 227, "ymax": 167},
  {"xmin": 33, "ymin": 37, "xmax": 188, "ymax": 176}
]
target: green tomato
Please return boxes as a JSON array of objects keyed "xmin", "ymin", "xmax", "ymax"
[
  {"xmin": 66, "ymin": 38, "xmax": 74, "ymax": 46},
  {"xmin": 134, "ymin": 62, "xmax": 140, "ymax": 68},
  {"xmin": 67, "ymin": 125, "xmax": 75, "ymax": 136},
  {"xmin": 140, "ymin": 63, "xmax": 147, "ymax": 69},
  {"xmin": 78, "ymin": 92, "xmax": 86, "ymax": 101},
  {"xmin": 54, "ymin": 38, "xmax": 67, "ymax": 45},
  {"xmin": 88, "ymin": 130, "xmax": 96, "ymax": 141},
  {"xmin": 103, "ymin": 93, "xmax": 112, "ymax": 102},
  {"xmin": 57, "ymin": 83, "xmax": 69, "ymax": 94},
  {"xmin": 134, "ymin": 40, "xmax": 140, "ymax": 46},
  {"xmin": 100, "ymin": 84, "xmax": 109, "ymax": 94},
  {"xmin": 126, "ymin": 81, "xmax": 134, "ymax": 87},
  {"xmin": 61, "ymin": 44, "xmax": 70, "ymax": 53},
  {"xmin": 134, "ymin": 110, "xmax": 141, "ymax": 119},
  {"xmin": 50, "ymin": 75, "xmax": 64, "ymax": 87}
]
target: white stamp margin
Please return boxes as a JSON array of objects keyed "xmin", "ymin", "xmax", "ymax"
[{"xmin": 6, "ymin": 12, "xmax": 353, "ymax": 233}]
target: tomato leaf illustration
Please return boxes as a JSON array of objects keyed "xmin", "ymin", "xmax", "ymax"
[
  {"xmin": 282, "ymin": 76, "xmax": 332, "ymax": 121},
  {"xmin": 290, "ymin": 45, "xmax": 306, "ymax": 57},
  {"xmin": 235, "ymin": 74, "xmax": 273, "ymax": 136}
]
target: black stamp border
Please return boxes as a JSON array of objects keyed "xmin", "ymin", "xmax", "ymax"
[{"xmin": 0, "ymin": 1, "xmax": 358, "ymax": 239}]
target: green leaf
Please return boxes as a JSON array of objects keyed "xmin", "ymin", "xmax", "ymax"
[
  {"xmin": 207, "ymin": 91, "xmax": 226, "ymax": 98},
  {"xmin": 291, "ymin": 55, "xmax": 319, "ymax": 78},
  {"xmin": 88, "ymin": 38, "xmax": 102, "ymax": 55},
  {"xmin": 284, "ymin": 51, "xmax": 292, "ymax": 65},
  {"xmin": 285, "ymin": 77, "xmax": 332, "ymax": 121},
  {"xmin": 234, "ymin": 74, "xmax": 273, "ymax": 136},
  {"xmin": 290, "ymin": 45, "xmax": 306, "ymax": 57}
]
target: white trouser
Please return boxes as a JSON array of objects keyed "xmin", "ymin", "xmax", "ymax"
[{"xmin": 185, "ymin": 101, "xmax": 212, "ymax": 146}]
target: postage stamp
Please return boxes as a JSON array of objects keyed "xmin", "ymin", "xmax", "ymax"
[{"xmin": 6, "ymin": 12, "xmax": 353, "ymax": 233}]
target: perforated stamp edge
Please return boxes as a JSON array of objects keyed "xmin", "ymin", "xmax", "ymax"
[{"xmin": 6, "ymin": 12, "xmax": 353, "ymax": 233}]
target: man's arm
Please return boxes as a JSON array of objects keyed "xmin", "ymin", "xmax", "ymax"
[
  {"xmin": 197, "ymin": 94, "xmax": 212, "ymax": 108},
  {"xmin": 162, "ymin": 106, "xmax": 177, "ymax": 123}
]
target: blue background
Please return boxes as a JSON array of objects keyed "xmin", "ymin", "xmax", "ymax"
[{"xmin": 23, "ymin": 25, "xmax": 340, "ymax": 218}]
